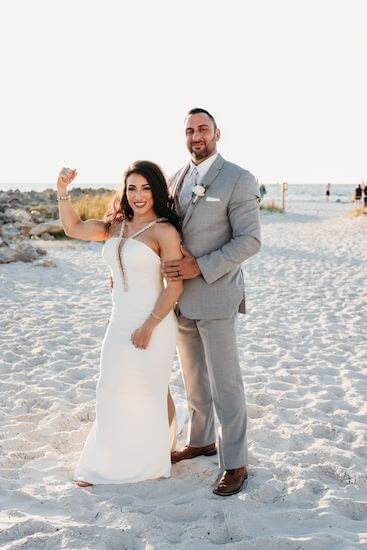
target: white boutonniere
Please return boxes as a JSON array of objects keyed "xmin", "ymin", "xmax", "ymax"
[{"xmin": 192, "ymin": 184, "xmax": 206, "ymax": 204}]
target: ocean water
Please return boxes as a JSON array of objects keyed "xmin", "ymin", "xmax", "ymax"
[
  {"xmin": 0, "ymin": 182, "xmax": 360, "ymax": 203},
  {"xmin": 262, "ymin": 184, "xmax": 357, "ymax": 203}
]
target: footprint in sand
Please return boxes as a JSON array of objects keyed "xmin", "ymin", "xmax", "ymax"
[
  {"xmin": 333, "ymin": 497, "xmax": 367, "ymax": 521},
  {"xmin": 254, "ymin": 392, "xmax": 274, "ymax": 406},
  {"xmin": 310, "ymin": 423, "xmax": 340, "ymax": 440},
  {"xmin": 250, "ymin": 478, "xmax": 286, "ymax": 504}
]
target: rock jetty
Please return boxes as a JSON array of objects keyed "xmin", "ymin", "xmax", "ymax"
[{"xmin": 0, "ymin": 187, "xmax": 112, "ymax": 263}]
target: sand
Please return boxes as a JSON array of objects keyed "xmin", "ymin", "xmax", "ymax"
[{"xmin": 0, "ymin": 201, "xmax": 366, "ymax": 549}]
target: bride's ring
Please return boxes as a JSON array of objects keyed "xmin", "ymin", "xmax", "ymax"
[{"xmin": 176, "ymin": 270, "xmax": 180, "ymax": 277}]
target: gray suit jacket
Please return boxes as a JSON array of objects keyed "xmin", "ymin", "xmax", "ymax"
[{"xmin": 170, "ymin": 154, "xmax": 261, "ymax": 319}]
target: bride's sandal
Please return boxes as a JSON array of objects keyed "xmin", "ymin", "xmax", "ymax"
[{"xmin": 75, "ymin": 480, "xmax": 94, "ymax": 487}]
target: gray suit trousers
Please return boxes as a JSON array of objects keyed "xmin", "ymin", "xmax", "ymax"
[{"xmin": 177, "ymin": 312, "xmax": 248, "ymax": 469}]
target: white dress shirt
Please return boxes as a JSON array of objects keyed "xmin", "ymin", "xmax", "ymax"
[{"xmin": 178, "ymin": 152, "xmax": 219, "ymax": 214}]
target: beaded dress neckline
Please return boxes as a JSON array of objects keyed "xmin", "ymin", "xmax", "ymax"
[{"xmin": 116, "ymin": 218, "xmax": 166, "ymax": 291}]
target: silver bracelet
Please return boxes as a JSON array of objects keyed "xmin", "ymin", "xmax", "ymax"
[
  {"xmin": 57, "ymin": 192, "xmax": 71, "ymax": 201},
  {"xmin": 151, "ymin": 312, "xmax": 163, "ymax": 321}
]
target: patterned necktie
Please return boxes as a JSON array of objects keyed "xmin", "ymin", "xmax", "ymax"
[
  {"xmin": 191, "ymin": 167, "xmax": 198, "ymax": 191},
  {"xmin": 180, "ymin": 167, "xmax": 199, "ymax": 214}
]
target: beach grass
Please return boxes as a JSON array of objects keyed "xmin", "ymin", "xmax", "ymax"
[
  {"xmin": 260, "ymin": 203, "xmax": 284, "ymax": 213},
  {"xmin": 350, "ymin": 206, "xmax": 367, "ymax": 217},
  {"xmin": 71, "ymin": 192, "xmax": 286, "ymax": 219},
  {"xmin": 72, "ymin": 192, "xmax": 116, "ymax": 221}
]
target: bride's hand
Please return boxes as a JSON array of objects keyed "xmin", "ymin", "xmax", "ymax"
[
  {"xmin": 131, "ymin": 323, "xmax": 153, "ymax": 350},
  {"xmin": 57, "ymin": 167, "xmax": 77, "ymax": 191}
]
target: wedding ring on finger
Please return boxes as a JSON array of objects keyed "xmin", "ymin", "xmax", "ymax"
[{"xmin": 176, "ymin": 270, "xmax": 180, "ymax": 277}]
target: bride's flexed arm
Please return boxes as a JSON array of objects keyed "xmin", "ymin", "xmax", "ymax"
[
  {"xmin": 57, "ymin": 167, "xmax": 108, "ymax": 241},
  {"xmin": 130, "ymin": 224, "xmax": 183, "ymax": 350}
]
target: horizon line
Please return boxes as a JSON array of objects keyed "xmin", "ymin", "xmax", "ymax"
[{"xmin": 0, "ymin": 181, "xmax": 364, "ymax": 187}]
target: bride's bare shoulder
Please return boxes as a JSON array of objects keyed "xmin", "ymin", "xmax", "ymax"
[
  {"xmin": 154, "ymin": 220, "xmax": 180, "ymax": 239},
  {"xmin": 154, "ymin": 221, "xmax": 182, "ymax": 258}
]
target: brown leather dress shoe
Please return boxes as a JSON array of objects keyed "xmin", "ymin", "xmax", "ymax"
[
  {"xmin": 171, "ymin": 443, "xmax": 217, "ymax": 464},
  {"xmin": 75, "ymin": 481, "xmax": 94, "ymax": 487},
  {"xmin": 212, "ymin": 467, "xmax": 248, "ymax": 496}
]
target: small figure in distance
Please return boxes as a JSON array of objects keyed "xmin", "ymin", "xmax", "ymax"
[
  {"xmin": 363, "ymin": 181, "xmax": 367, "ymax": 209},
  {"xmin": 259, "ymin": 183, "xmax": 267, "ymax": 199},
  {"xmin": 325, "ymin": 183, "xmax": 331, "ymax": 201},
  {"xmin": 354, "ymin": 183, "xmax": 363, "ymax": 208}
]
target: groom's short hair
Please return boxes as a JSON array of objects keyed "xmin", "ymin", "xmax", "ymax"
[{"xmin": 186, "ymin": 108, "xmax": 217, "ymax": 131}]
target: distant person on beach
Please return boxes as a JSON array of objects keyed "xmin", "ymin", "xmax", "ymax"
[
  {"xmin": 325, "ymin": 183, "xmax": 331, "ymax": 201},
  {"xmin": 363, "ymin": 182, "xmax": 367, "ymax": 208},
  {"xmin": 57, "ymin": 161, "xmax": 184, "ymax": 487},
  {"xmin": 354, "ymin": 183, "xmax": 362, "ymax": 207},
  {"xmin": 259, "ymin": 183, "xmax": 267, "ymax": 199}
]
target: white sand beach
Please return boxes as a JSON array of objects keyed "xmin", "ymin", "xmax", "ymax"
[{"xmin": 0, "ymin": 201, "xmax": 366, "ymax": 549}]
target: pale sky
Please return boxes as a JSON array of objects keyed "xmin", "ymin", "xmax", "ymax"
[{"xmin": 0, "ymin": 0, "xmax": 366, "ymax": 188}]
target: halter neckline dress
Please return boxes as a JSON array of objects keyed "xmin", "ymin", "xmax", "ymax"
[{"xmin": 74, "ymin": 218, "xmax": 178, "ymax": 484}]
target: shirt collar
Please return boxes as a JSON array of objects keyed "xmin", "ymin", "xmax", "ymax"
[{"xmin": 188, "ymin": 152, "xmax": 218, "ymax": 179}]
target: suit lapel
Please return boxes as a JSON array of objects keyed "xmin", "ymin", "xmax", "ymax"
[
  {"xmin": 181, "ymin": 154, "xmax": 225, "ymax": 231},
  {"xmin": 172, "ymin": 164, "xmax": 190, "ymax": 212}
]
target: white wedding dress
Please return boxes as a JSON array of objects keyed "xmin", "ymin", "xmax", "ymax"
[{"xmin": 74, "ymin": 219, "xmax": 179, "ymax": 484}]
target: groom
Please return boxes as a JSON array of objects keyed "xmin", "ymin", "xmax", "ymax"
[{"xmin": 163, "ymin": 108, "xmax": 261, "ymax": 496}]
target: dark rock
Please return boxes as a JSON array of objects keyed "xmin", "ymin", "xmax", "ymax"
[
  {"xmin": 0, "ymin": 241, "xmax": 46, "ymax": 263},
  {"xmin": 4, "ymin": 208, "xmax": 32, "ymax": 223},
  {"xmin": 18, "ymin": 222, "xmax": 35, "ymax": 234},
  {"xmin": 33, "ymin": 258, "xmax": 57, "ymax": 267},
  {"xmin": 29, "ymin": 220, "xmax": 64, "ymax": 236},
  {"xmin": 28, "ymin": 204, "xmax": 59, "ymax": 219},
  {"xmin": 0, "ymin": 247, "xmax": 31, "ymax": 263},
  {"xmin": 1, "ymin": 224, "xmax": 20, "ymax": 239}
]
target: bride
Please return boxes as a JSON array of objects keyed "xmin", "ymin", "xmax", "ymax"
[{"xmin": 56, "ymin": 161, "xmax": 183, "ymax": 486}]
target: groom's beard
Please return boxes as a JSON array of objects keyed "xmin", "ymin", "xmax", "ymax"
[
  {"xmin": 189, "ymin": 134, "xmax": 216, "ymax": 162},
  {"xmin": 191, "ymin": 147, "xmax": 210, "ymax": 161}
]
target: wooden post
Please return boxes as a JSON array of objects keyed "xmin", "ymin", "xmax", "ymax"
[{"xmin": 281, "ymin": 181, "xmax": 288, "ymax": 211}]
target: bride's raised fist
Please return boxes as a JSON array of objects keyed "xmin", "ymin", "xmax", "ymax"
[{"xmin": 57, "ymin": 167, "xmax": 77, "ymax": 189}]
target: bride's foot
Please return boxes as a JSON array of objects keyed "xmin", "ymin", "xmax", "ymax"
[{"xmin": 75, "ymin": 480, "xmax": 94, "ymax": 487}]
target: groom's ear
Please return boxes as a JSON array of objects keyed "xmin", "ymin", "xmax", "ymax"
[{"xmin": 215, "ymin": 128, "xmax": 221, "ymax": 142}]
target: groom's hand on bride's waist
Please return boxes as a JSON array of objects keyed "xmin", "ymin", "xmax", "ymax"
[{"xmin": 162, "ymin": 245, "xmax": 201, "ymax": 281}]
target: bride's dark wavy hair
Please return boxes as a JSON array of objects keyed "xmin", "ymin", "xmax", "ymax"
[{"xmin": 104, "ymin": 160, "xmax": 181, "ymax": 233}]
